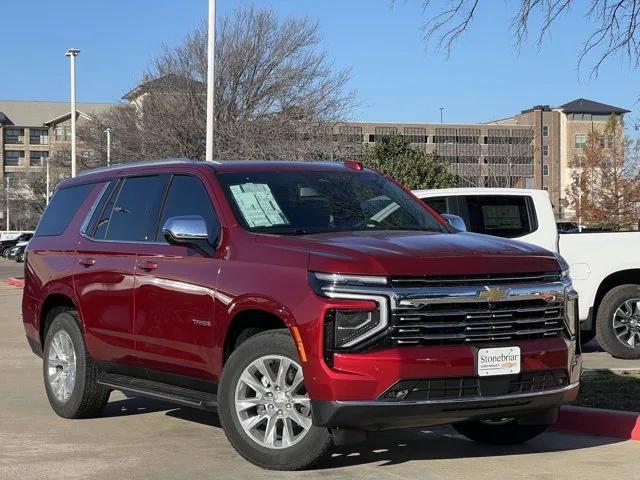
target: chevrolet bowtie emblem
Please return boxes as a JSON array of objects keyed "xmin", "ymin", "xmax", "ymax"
[{"xmin": 477, "ymin": 286, "xmax": 510, "ymax": 302}]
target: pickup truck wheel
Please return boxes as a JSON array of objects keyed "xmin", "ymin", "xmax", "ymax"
[
  {"xmin": 43, "ymin": 309, "xmax": 110, "ymax": 418},
  {"xmin": 453, "ymin": 418, "xmax": 548, "ymax": 445},
  {"xmin": 218, "ymin": 330, "xmax": 332, "ymax": 470},
  {"xmin": 596, "ymin": 285, "xmax": 640, "ymax": 359}
]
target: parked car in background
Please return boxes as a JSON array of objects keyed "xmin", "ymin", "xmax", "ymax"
[
  {"xmin": 9, "ymin": 240, "xmax": 29, "ymax": 263},
  {"xmin": 414, "ymin": 187, "xmax": 640, "ymax": 359},
  {"xmin": 22, "ymin": 160, "xmax": 580, "ymax": 470},
  {"xmin": 1, "ymin": 232, "xmax": 33, "ymax": 258}
]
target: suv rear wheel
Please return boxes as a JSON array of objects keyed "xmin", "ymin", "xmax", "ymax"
[
  {"xmin": 453, "ymin": 418, "xmax": 548, "ymax": 445},
  {"xmin": 218, "ymin": 330, "xmax": 332, "ymax": 470},
  {"xmin": 43, "ymin": 309, "xmax": 110, "ymax": 418}
]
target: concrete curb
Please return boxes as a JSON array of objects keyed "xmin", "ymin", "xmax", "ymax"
[
  {"xmin": 554, "ymin": 405, "xmax": 640, "ymax": 441},
  {"xmin": 5, "ymin": 278, "xmax": 25, "ymax": 288}
]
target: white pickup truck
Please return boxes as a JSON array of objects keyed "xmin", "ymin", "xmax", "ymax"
[{"xmin": 413, "ymin": 187, "xmax": 640, "ymax": 359}]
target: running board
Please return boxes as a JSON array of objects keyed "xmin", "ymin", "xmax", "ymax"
[{"xmin": 97, "ymin": 373, "xmax": 218, "ymax": 410}]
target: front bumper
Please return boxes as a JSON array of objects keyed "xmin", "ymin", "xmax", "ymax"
[{"xmin": 312, "ymin": 382, "xmax": 579, "ymax": 431}]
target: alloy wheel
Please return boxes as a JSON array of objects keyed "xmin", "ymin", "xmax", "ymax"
[
  {"xmin": 234, "ymin": 355, "xmax": 312, "ymax": 449},
  {"xmin": 47, "ymin": 330, "xmax": 77, "ymax": 402},
  {"xmin": 612, "ymin": 298, "xmax": 640, "ymax": 348}
]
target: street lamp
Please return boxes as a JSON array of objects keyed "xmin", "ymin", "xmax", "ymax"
[
  {"xmin": 439, "ymin": 107, "xmax": 444, "ymax": 124},
  {"xmin": 5, "ymin": 176, "xmax": 9, "ymax": 231},
  {"xmin": 104, "ymin": 128, "xmax": 112, "ymax": 166},
  {"xmin": 205, "ymin": 0, "xmax": 216, "ymax": 162},
  {"xmin": 65, "ymin": 48, "xmax": 80, "ymax": 177}
]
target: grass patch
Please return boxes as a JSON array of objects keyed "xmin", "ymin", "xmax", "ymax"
[{"xmin": 576, "ymin": 370, "xmax": 640, "ymax": 412}]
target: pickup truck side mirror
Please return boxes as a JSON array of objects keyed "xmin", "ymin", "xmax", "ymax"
[
  {"xmin": 162, "ymin": 215, "xmax": 216, "ymax": 255},
  {"xmin": 441, "ymin": 214, "xmax": 467, "ymax": 232}
]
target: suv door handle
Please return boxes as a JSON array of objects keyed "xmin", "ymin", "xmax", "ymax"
[
  {"xmin": 138, "ymin": 261, "xmax": 158, "ymax": 272},
  {"xmin": 79, "ymin": 258, "xmax": 95, "ymax": 267}
]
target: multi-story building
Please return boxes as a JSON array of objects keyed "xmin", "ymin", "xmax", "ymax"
[
  {"xmin": 0, "ymin": 100, "xmax": 116, "ymax": 187},
  {"xmin": 348, "ymin": 98, "xmax": 629, "ymax": 221}
]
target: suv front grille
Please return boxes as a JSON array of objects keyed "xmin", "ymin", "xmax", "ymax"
[
  {"xmin": 390, "ymin": 272, "xmax": 562, "ymax": 288},
  {"xmin": 390, "ymin": 299, "xmax": 564, "ymax": 346},
  {"xmin": 381, "ymin": 369, "xmax": 569, "ymax": 401}
]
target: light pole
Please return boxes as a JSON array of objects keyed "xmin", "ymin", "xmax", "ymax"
[
  {"xmin": 205, "ymin": 0, "xmax": 216, "ymax": 162},
  {"xmin": 104, "ymin": 128, "xmax": 112, "ymax": 166},
  {"xmin": 439, "ymin": 107, "xmax": 444, "ymax": 124},
  {"xmin": 65, "ymin": 48, "xmax": 80, "ymax": 177},
  {"xmin": 5, "ymin": 176, "xmax": 10, "ymax": 231},
  {"xmin": 46, "ymin": 157, "xmax": 51, "ymax": 205}
]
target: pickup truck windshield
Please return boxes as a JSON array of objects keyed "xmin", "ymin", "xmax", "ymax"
[{"xmin": 218, "ymin": 170, "xmax": 448, "ymax": 235}]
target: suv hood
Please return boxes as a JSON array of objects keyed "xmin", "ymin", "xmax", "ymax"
[{"xmin": 257, "ymin": 230, "xmax": 561, "ymax": 277}]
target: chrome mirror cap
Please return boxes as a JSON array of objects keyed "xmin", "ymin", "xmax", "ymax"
[
  {"xmin": 162, "ymin": 215, "xmax": 209, "ymax": 244},
  {"xmin": 441, "ymin": 213, "xmax": 467, "ymax": 232}
]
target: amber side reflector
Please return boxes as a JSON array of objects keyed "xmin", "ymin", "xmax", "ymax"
[{"xmin": 291, "ymin": 326, "xmax": 308, "ymax": 363}]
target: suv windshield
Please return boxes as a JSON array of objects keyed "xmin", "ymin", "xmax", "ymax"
[{"xmin": 218, "ymin": 170, "xmax": 448, "ymax": 235}]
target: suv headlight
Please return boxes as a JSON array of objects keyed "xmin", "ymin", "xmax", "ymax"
[
  {"xmin": 564, "ymin": 290, "xmax": 579, "ymax": 338},
  {"xmin": 309, "ymin": 272, "xmax": 388, "ymax": 295},
  {"xmin": 553, "ymin": 253, "xmax": 570, "ymax": 281}
]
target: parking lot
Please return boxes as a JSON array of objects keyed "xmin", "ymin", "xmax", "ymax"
[{"xmin": 0, "ymin": 260, "xmax": 638, "ymax": 480}]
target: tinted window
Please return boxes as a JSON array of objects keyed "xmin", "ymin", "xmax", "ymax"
[
  {"xmin": 460, "ymin": 195, "xmax": 536, "ymax": 238},
  {"xmin": 217, "ymin": 171, "xmax": 447, "ymax": 235},
  {"xmin": 103, "ymin": 175, "xmax": 168, "ymax": 242},
  {"xmin": 156, "ymin": 175, "xmax": 219, "ymax": 242},
  {"xmin": 422, "ymin": 197, "xmax": 448, "ymax": 214},
  {"xmin": 35, "ymin": 183, "xmax": 95, "ymax": 237}
]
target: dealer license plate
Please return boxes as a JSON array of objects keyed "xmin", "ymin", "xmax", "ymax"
[{"xmin": 477, "ymin": 346, "xmax": 521, "ymax": 377}]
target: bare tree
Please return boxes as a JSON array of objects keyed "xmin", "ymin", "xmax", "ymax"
[
  {"xmin": 567, "ymin": 115, "xmax": 640, "ymax": 230},
  {"xmin": 412, "ymin": 1, "xmax": 640, "ymax": 80},
  {"xmin": 84, "ymin": 6, "xmax": 356, "ymax": 163}
]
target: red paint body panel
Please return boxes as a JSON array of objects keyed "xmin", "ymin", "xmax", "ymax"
[{"xmin": 22, "ymin": 160, "xmax": 578, "ymax": 411}]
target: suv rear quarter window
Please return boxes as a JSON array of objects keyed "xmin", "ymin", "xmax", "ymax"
[{"xmin": 35, "ymin": 183, "xmax": 95, "ymax": 237}]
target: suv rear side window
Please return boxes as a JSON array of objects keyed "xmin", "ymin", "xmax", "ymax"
[
  {"xmin": 95, "ymin": 175, "xmax": 168, "ymax": 242},
  {"xmin": 155, "ymin": 175, "xmax": 219, "ymax": 242},
  {"xmin": 35, "ymin": 183, "xmax": 95, "ymax": 237},
  {"xmin": 460, "ymin": 195, "xmax": 537, "ymax": 238}
]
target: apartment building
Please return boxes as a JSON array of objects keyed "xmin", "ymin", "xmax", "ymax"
[
  {"xmin": 0, "ymin": 100, "xmax": 116, "ymax": 187},
  {"xmin": 348, "ymin": 98, "xmax": 630, "ymax": 221}
]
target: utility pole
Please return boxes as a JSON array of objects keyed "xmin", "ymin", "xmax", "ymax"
[
  {"xmin": 5, "ymin": 177, "xmax": 10, "ymax": 231},
  {"xmin": 205, "ymin": 0, "xmax": 216, "ymax": 162},
  {"xmin": 65, "ymin": 48, "xmax": 80, "ymax": 177},
  {"xmin": 104, "ymin": 128, "xmax": 112, "ymax": 166},
  {"xmin": 46, "ymin": 157, "xmax": 51, "ymax": 205}
]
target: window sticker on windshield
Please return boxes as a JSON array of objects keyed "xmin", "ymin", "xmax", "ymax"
[{"xmin": 230, "ymin": 183, "xmax": 289, "ymax": 228}]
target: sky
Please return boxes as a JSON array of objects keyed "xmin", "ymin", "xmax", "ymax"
[{"xmin": 1, "ymin": 0, "xmax": 638, "ymax": 124}]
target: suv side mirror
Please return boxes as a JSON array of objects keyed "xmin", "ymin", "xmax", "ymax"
[
  {"xmin": 162, "ymin": 215, "xmax": 215, "ymax": 255},
  {"xmin": 441, "ymin": 214, "xmax": 467, "ymax": 232}
]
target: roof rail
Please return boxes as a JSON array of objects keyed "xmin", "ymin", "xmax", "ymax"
[{"xmin": 76, "ymin": 158, "xmax": 199, "ymax": 177}]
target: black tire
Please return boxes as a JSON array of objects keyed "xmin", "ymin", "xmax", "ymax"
[
  {"xmin": 453, "ymin": 418, "xmax": 548, "ymax": 445},
  {"xmin": 16, "ymin": 251, "xmax": 24, "ymax": 263},
  {"xmin": 43, "ymin": 309, "xmax": 110, "ymax": 418},
  {"xmin": 1, "ymin": 246, "xmax": 11, "ymax": 258},
  {"xmin": 596, "ymin": 285, "xmax": 640, "ymax": 359},
  {"xmin": 218, "ymin": 330, "xmax": 333, "ymax": 470},
  {"xmin": 579, "ymin": 328, "xmax": 596, "ymax": 346}
]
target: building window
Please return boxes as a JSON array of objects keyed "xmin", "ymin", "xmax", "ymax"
[
  {"xmin": 55, "ymin": 126, "xmax": 71, "ymax": 141},
  {"xmin": 543, "ymin": 145, "xmax": 549, "ymax": 156},
  {"xmin": 543, "ymin": 164, "xmax": 550, "ymax": 176},
  {"xmin": 4, "ymin": 151, "xmax": 24, "ymax": 166},
  {"xmin": 29, "ymin": 128, "xmax": 49, "ymax": 145},
  {"xmin": 4, "ymin": 128, "xmax": 24, "ymax": 144},
  {"xmin": 600, "ymin": 136, "xmax": 614, "ymax": 148},
  {"xmin": 542, "ymin": 125, "xmax": 549, "ymax": 137},
  {"xmin": 575, "ymin": 134, "xmax": 587, "ymax": 148},
  {"xmin": 542, "ymin": 186, "xmax": 549, "ymax": 192},
  {"xmin": 29, "ymin": 151, "xmax": 48, "ymax": 166}
]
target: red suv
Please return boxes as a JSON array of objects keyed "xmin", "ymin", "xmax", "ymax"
[{"xmin": 22, "ymin": 159, "xmax": 580, "ymax": 470}]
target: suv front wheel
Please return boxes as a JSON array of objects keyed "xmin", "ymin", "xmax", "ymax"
[
  {"xmin": 218, "ymin": 330, "xmax": 332, "ymax": 470},
  {"xmin": 43, "ymin": 309, "xmax": 110, "ymax": 418}
]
